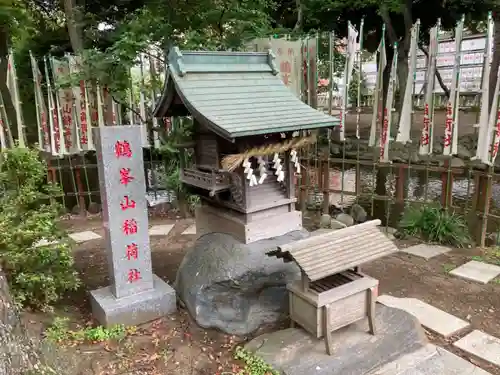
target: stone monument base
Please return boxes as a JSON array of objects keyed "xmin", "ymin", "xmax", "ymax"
[
  {"xmin": 175, "ymin": 230, "xmax": 310, "ymax": 335},
  {"xmin": 90, "ymin": 274, "xmax": 176, "ymax": 327}
]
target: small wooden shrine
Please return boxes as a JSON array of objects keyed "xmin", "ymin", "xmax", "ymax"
[
  {"xmin": 154, "ymin": 47, "xmax": 338, "ymax": 244},
  {"xmin": 266, "ymin": 220, "xmax": 399, "ymax": 355}
]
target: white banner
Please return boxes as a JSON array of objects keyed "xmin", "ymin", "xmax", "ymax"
[
  {"xmin": 487, "ymin": 70, "xmax": 500, "ymax": 164},
  {"xmin": 338, "ymin": 22, "xmax": 358, "ymax": 141},
  {"xmin": 380, "ymin": 43, "xmax": 398, "ymax": 162},
  {"xmin": 474, "ymin": 12, "xmax": 494, "ymax": 163},
  {"xmin": 0, "ymin": 94, "xmax": 6, "ymax": 150},
  {"xmin": 138, "ymin": 54, "xmax": 150, "ymax": 148},
  {"xmin": 369, "ymin": 29, "xmax": 387, "ymax": 147},
  {"xmin": 29, "ymin": 52, "xmax": 53, "ymax": 154},
  {"xmin": 44, "ymin": 57, "xmax": 65, "ymax": 157},
  {"xmin": 443, "ymin": 17, "xmax": 464, "ymax": 156},
  {"xmin": 6, "ymin": 52, "xmax": 26, "ymax": 147},
  {"xmin": 52, "ymin": 57, "xmax": 80, "ymax": 154},
  {"xmin": 67, "ymin": 55, "xmax": 95, "ymax": 151},
  {"xmin": 419, "ymin": 21, "xmax": 440, "ymax": 155},
  {"xmin": 396, "ymin": 20, "xmax": 420, "ymax": 144},
  {"xmin": 249, "ymin": 38, "xmax": 303, "ymax": 99}
]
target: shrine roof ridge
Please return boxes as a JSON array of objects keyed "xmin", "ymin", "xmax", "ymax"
[
  {"xmin": 167, "ymin": 47, "xmax": 280, "ymax": 76},
  {"xmin": 154, "ymin": 46, "xmax": 339, "ymax": 141}
]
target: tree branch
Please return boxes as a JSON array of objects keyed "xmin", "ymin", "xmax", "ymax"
[{"xmin": 419, "ymin": 44, "xmax": 450, "ymax": 98}]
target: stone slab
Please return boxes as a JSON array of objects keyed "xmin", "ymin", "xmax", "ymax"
[
  {"xmin": 454, "ymin": 330, "xmax": 500, "ymax": 367},
  {"xmin": 369, "ymin": 344, "xmax": 492, "ymax": 375},
  {"xmin": 68, "ymin": 231, "xmax": 102, "ymax": 243},
  {"xmin": 149, "ymin": 224, "xmax": 175, "ymax": 236},
  {"xmin": 33, "ymin": 238, "xmax": 59, "ymax": 248},
  {"xmin": 181, "ymin": 224, "xmax": 196, "ymax": 235},
  {"xmin": 400, "ymin": 244, "xmax": 451, "ymax": 259},
  {"xmin": 245, "ymin": 304, "xmax": 428, "ymax": 375},
  {"xmin": 90, "ymin": 274, "xmax": 176, "ymax": 327},
  {"xmin": 377, "ymin": 295, "xmax": 469, "ymax": 337},
  {"xmin": 449, "ymin": 260, "xmax": 500, "ymax": 284}
]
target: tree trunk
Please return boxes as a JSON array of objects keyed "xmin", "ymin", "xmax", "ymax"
[
  {"xmin": 293, "ymin": 0, "xmax": 303, "ymax": 31},
  {"xmin": 489, "ymin": 17, "xmax": 500, "ymax": 111},
  {"xmin": 0, "ymin": 269, "xmax": 41, "ymax": 374},
  {"xmin": 63, "ymin": 0, "xmax": 84, "ymax": 53}
]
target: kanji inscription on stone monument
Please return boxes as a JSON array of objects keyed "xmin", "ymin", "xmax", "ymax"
[{"xmin": 90, "ymin": 125, "xmax": 176, "ymax": 327}]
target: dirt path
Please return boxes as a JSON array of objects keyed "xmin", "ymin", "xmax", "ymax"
[{"xmin": 22, "ymin": 215, "xmax": 500, "ymax": 374}]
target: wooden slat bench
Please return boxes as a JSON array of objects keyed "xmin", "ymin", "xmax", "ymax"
[{"xmin": 266, "ymin": 219, "xmax": 399, "ymax": 355}]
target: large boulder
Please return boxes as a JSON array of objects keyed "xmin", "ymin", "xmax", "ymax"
[{"xmin": 175, "ymin": 230, "xmax": 309, "ymax": 335}]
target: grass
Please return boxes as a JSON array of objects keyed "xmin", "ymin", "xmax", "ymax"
[
  {"xmin": 44, "ymin": 316, "xmax": 136, "ymax": 344},
  {"xmin": 442, "ymin": 264, "xmax": 456, "ymax": 273},
  {"xmin": 399, "ymin": 204, "xmax": 471, "ymax": 248},
  {"xmin": 471, "ymin": 247, "xmax": 500, "ymax": 266}
]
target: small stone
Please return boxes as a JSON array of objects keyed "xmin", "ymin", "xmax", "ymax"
[
  {"xmin": 349, "ymin": 203, "xmax": 367, "ymax": 223},
  {"xmin": 335, "ymin": 213, "xmax": 354, "ymax": 227},
  {"xmin": 71, "ymin": 205, "xmax": 84, "ymax": 215},
  {"xmin": 87, "ymin": 202, "xmax": 102, "ymax": 214},
  {"xmin": 330, "ymin": 219, "xmax": 347, "ymax": 230},
  {"xmin": 319, "ymin": 214, "xmax": 331, "ymax": 229}
]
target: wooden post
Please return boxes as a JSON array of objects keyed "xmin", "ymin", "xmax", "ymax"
[
  {"xmin": 440, "ymin": 160, "xmax": 453, "ymax": 208},
  {"xmin": 355, "ymin": 163, "xmax": 361, "ymax": 197},
  {"xmin": 322, "ymin": 160, "xmax": 330, "ymax": 214},
  {"xmin": 475, "ymin": 171, "xmax": 492, "ymax": 247},
  {"xmin": 74, "ymin": 157, "xmax": 87, "ymax": 215},
  {"xmin": 395, "ymin": 166, "xmax": 405, "ymax": 203}
]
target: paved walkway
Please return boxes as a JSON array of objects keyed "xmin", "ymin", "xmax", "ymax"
[{"xmin": 380, "ymin": 240, "xmax": 500, "ymax": 373}]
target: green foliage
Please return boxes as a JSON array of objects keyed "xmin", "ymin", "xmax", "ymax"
[
  {"xmin": 233, "ymin": 346, "xmax": 280, "ymax": 375},
  {"xmin": 0, "ymin": 147, "xmax": 80, "ymax": 310},
  {"xmin": 399, "ymin": 204, "xmax": 471, "ymax": 248},
  {"xmin": 159, "ymin": 117, "xmax": 193, "ymax": 189},
  {"xmin": 45, "ymin": 317, "xmax": 135, "ymax": 343}
]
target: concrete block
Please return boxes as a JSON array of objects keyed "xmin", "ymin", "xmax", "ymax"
[
  {"xmin": 149, "ymin": 224, "xmax": 175, "ymax": 236},
  {"xmin": 454, "ymin": 330, "xmax": 500, "ymax": 367},
  {"xmin": 377, "ymin": 295, "xmax": 469, "ymax": 337},
  {"xmin": 400, "ymin": 244, "xmax": 451, "ymax": 260},
  {"xmin": 450, "ymin": 260, "xmax": 500, "ymax": 284},
  {"xmin": 69, "ymin": 231, "xmax": 102, "ymax": 243}
]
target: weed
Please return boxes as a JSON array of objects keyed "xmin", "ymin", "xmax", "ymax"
[
  {"xmin": 399, "ymin": 204, "xmax": 471, "ymax": 248},
  {"xmin": 233, "ymin": 346, "xmax": 279, "ymax": 375},
  {"xmin": 442, "ymin": 264, "xmax": 455, "ymax": 273},
  {"xmin": 472, "ymin": 249, "xmax": 500, "ymax": 265},
  {"xmin": 45, "ymin": 316, "xmax": 135, "ymax": 344}
]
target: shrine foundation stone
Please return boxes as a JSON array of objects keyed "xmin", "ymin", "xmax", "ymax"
[
  {"xmin": 175, "ymin": 230, "xmax": 309, "ymax": 335},
  {"xmin": 90, "ymin": 126, "xmax": 176, "ymax": 327}
]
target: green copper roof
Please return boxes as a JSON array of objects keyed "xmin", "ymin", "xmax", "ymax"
[{"xmin": 154, "ymin": 47, "xmax": 339, "ymax": 141}]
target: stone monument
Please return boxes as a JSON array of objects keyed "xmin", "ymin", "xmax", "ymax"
[{"xmin": 90, "ymin": 125, "xmax": 176, "ymax": 327}]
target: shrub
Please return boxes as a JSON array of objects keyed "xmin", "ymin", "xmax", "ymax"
[
  {"xmin": 0, "ymin": 147, "xmax": 80, "ymax": 310},
  {"xmin": 399, "ymin": 204, "xmax": 471, "ymax": 247}
]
